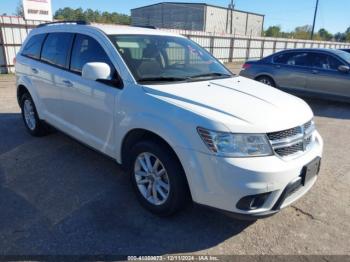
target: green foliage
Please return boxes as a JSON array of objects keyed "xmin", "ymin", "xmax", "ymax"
[
  {"xmin": 54, "ymin": 7, "xmax": 131, "ymax": 25},
  {"xmin": 265, "ymin": 24, "xmax": 350, "ymax": 42},
  {"xmin": 264, "ymin": 25, "xmax": 282, "ymax": 37},
  {"xmin": 318, "ymin": 28, "xmax": 332, "ymax": 41}
]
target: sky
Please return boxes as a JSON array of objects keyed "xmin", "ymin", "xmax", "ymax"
[{"xmin": 1, "ymin": 0, "xmax": 349, "ymax": 34}]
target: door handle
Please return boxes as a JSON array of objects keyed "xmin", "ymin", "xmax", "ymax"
[
  {"xmin": 275, "ymin": 65, "xmax": 281, "ymax": 69},
  {"xmin": 31, "ymin": 68, "xmax": 38, "ymax": 74},
  {"xmin": 62, "ymin": 80, "xmax": 73, "ymax": 87},
  {"xmin": 312, "ymin": 70, "xmax": 319, "ymax": 74}
]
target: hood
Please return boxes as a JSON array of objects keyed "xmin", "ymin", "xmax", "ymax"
[{"xmin": 142, "ymin": 76, "xmax": 314, "ymax": 133}]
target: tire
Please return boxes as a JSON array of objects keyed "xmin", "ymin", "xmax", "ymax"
[
  {"xmin": 128, "ymin": 140, "xmax": 191, "ymax": 216},
  {"xmin": 256, "ymin": 76, "xmax": 276, "ymax": 87},
  {"xmin": 20, "ymin": 93, "xmax": 50, "ymax": 137}
]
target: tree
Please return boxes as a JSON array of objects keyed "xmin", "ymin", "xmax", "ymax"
[
  {"xmin": 345, "ymin": 27, "xmax": 350, "ymax": 42},
  {"xmin": 15, "ymin": 1, "xmax": 24, "ymax": 17},
  {"xmin": 293, "ymin": 25, "xmax": 312, "ymax": 40},
  {"xmin": 318, "ymin": 28, "xmax": 333, "ymax": 41},
  {"xmin": 334, "ymin": 32, "xmax": 346, "ymax": 42},
  {"xmin": 54, "ymin": 7, "xmax": 131, "ymax": 25},
  {"xmin": 264, "ymin": 26, "xmax": 282, "ymax": 37}
]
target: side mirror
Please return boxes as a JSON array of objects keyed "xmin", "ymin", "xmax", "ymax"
[
  {"xmin": 82, "ymin": 62, "xmax": 111, "ymax": 81},
  {"xmin": 338, "ymin": 65, "xmax": 350, "ymax": 73}
]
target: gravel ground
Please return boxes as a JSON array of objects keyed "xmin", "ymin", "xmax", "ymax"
[{"xmin": 0, "ymin": 71, "xmax": 349, "ymax": 256}]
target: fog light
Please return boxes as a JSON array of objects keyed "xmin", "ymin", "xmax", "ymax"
[{"xmin": 236, "ymin": 192, "xmax": 271, "ymax": 211}]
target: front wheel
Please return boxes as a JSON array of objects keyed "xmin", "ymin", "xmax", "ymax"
[
  {"xmin": 128, "ymin": 140, "xmax": 191, "ymax": 216},
  {"xmin": 256, "ymin": 76, "xmax": 276, "ymax": 87}
]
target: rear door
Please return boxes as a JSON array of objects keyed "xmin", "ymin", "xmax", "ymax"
[
  {"xmin": 36, "ymin": 32, "xmax": 74, "ymax": 127},
  {"xmin": 272, "ymin": 51, "xmax": 312, "ymax": 92},
  {"xmin": 60, "ymin": 33, "xmax": 121, "ymax": 156},
  {"xmin": 306, "ymin": 52, "xmax": 350, "ymax": 98}
]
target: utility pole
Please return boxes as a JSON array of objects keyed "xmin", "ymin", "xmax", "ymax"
[
  {"xmin": 230, "ymin": 0, "xmax": 235, "ymax": 34},
  {"xmin": 311, "ymin": 0, "xmax": 319, "ymax": 40}
]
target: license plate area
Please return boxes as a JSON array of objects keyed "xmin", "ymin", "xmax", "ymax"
[{"xmin": 301, "ymin": 157, "xmax": 321, "ymax": 186}]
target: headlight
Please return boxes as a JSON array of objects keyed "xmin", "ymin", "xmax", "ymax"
[{"xmin": 197, "ymin": 127, "xmax": 273, "ymax": 157}]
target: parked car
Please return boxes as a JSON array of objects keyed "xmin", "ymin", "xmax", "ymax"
[
  {"xmin": 340, "ymin": 49, "xmax": 350, "ymax": 53},
  {"xmin": 15, "ymin": 21, "xmax": 323, "ymax": 219},
  {"xmin": 240, "ymin": 48, "xmax": 350, "ymax": 102}
]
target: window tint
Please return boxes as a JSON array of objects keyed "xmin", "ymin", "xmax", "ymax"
[
  {"xmin": 41, "ymin": 33, "xmax": 74, "ymax": 68},
  {"xmin": 274, "ymin": 52, "xmax": 312, "ymax": 67},
  {"xmin": 310, "ymin": 53, "xmax": 343, "ymax": 70},
  {"xmin": 273, "ymin": 52, "xmax": 295, "ymax": 64},
  {"xmin": 22, "ymin": 34, "xmax": 46, "ymax": 59},
  {"xmin": 70, "ymin": 34, "xmax": 114, "ymax": 74}
]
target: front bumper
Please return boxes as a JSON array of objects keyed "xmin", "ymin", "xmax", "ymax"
[{"xmin": 175, "ymin": 131, "xmax": 323, "ymax": 219}]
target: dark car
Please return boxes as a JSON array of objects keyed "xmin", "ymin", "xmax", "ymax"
[
  {"xmin": 340, "ymin": 49, "xmax": 350, "ymax": 54},
  {"xmin": 240, "ymin": 48, "xmax": 350, "ymax": 102}
]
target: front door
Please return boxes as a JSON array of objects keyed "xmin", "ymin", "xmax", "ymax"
[
  {"xmin": 306, "ymin": 52, "xmax": 350, "ymax": 98},
  {"xmin": 60, "ymin": 34, "xmax": 121, "ymax": 157}
]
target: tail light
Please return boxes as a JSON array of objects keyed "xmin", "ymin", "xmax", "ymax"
[
  {"xmin": 242, "ymin": 63, "xmax": 252, "ymax": 70},
  {"xmin": 13, "ymin": 57, "xmax": 16, "ymax": 65}
]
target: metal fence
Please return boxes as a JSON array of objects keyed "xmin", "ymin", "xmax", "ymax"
[
  {"xmin": 0, "ymin": 16, "xmax": 43, "ymax": 73},
  {"xmin": 1, "ymin": 16, "xmax": 350, "ymax": 74},
  {"xmin": 162, "ymin": 28, "xmax": 350, "ymax": 63}
]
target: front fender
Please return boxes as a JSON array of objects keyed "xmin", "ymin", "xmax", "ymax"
[{"xmin": 115, "ymin": 111, "xmax": 194, "ymax": 164}]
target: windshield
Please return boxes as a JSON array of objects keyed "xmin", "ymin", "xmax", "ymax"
[
  {"xmin": 336, "ymin": 50, "xmax": 350, "ymax": 64},
  {"xmin": 109, "ymin": 34, "xmax": 232, "ymax": 84}
]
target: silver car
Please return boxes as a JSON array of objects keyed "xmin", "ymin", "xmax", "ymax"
[{"xmin": 240, "ymin": 49, "xmax": 350, "ymax": 102}]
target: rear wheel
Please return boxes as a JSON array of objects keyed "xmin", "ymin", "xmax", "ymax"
[
  {"xmin": 256, "ymin": 76, "xmax": 276, "ymax": 87},
  {"xmin": 20, "ymin": 93, "xmax": 50, "ymax": 137},
  {"xmin": 128, "ymin": 140, "xmax": 190, "ymax": 216}
]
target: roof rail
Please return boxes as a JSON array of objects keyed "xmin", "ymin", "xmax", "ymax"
[
  {"xmin": 132, "ymin": 25, "xmax": 157, "ymax": 29},
  {"xmin": 37, "ymin": 20, "xmax": 90, "ymax": 28}
]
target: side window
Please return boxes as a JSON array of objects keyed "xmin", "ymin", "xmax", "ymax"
[
  {"xmin": 327, "ymin": 55, "xmax": 343, "ymax": 70},
  {"xmin": 41, "ymin": 33, "xmax": 74, "ymax": 68},
  {"xmin": 273, "ymin": 52, "xmax": 295, "ymax": 65},
  {"xmin": 70, "ymin": 34, "xmax": 114, "ymax": 74},
  {"xmin": 286, "ymin": 52, "xmax": 311, "ymax": 67},
  {"xmin": 310, "ymin": 53, "xmax": 343, "ymax": 70},
  {"xmin": 22, "ymin": 34, "xmax": 47, "ymax": 59}
]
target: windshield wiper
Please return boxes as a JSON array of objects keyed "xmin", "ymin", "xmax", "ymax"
[
  {"xmin": 187, "ymin": 72, "xmax": 232, "ymax": 80},
  {"xmin": 138, "ymin": 76, "xmax": 188, "ymax": 83}
]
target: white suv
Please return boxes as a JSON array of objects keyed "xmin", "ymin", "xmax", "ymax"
[{"xmin": 15, "ymin": 21, "xmax": 323, "ymax": 219}]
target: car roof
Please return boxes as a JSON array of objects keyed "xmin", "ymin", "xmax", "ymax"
[
  {"xmin": 33, "ymin": 22, "xmax": 184, "ymax": 38},
  {"xmin": 276, "ymin": 48, "xmax": 345, "ymax": 55}
]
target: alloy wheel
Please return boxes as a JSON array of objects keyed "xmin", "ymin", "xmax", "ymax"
[{"xmin": 134, "ymin": 152, "xmax": 170, "ymax": 205}]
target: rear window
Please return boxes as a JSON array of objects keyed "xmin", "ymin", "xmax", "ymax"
[
  {"xmin": 41, "ymin": 33, "xmax": 74, "ymax": 68},
  {"xmin": 22, "ymin": 34, "xmax": 46, "ymax": 59}
]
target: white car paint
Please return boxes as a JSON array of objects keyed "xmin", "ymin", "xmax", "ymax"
[{"xmin": 15, "ymin": 23, "xmax": 323, "ymax": 218}]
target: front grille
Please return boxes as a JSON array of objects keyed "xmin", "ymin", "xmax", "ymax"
[
  {"xmin": 268, "ymin": 120, "xmax": 314, "ymax": 158},
  {"xmin": 275, "ymin": 142, "xmax": 304, "ymax": 157},
  {"xmin": 304, "ymin": 121, "xmax": 312, "ymax": 131},
  {"xmin": 267, "ymin": 126, "xmax": 302, "ymax": 141}
]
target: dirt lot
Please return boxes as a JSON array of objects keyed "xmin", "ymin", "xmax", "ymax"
[{"xmin": 0, "ymin": 71, "xmax": 349, "ymax": 256}]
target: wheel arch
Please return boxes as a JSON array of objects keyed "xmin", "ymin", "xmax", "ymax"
[
  {"xmin": 121, "ymin": 128, "xmax": 181, "ymax": 170},
  {"xmin": 120, "ymin": 128, "xmax": 193, "ymax": 199},
  {"xmin": 16, "ymin": 76, "xmax": 44, "ymax": 119},
  {"xmin": 17, "ymin": 84, "xmax": 29, "ymax": 105},
  {"xmin": 254, "ymin": 74, "xmax": 277, "ymax": 86}
]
